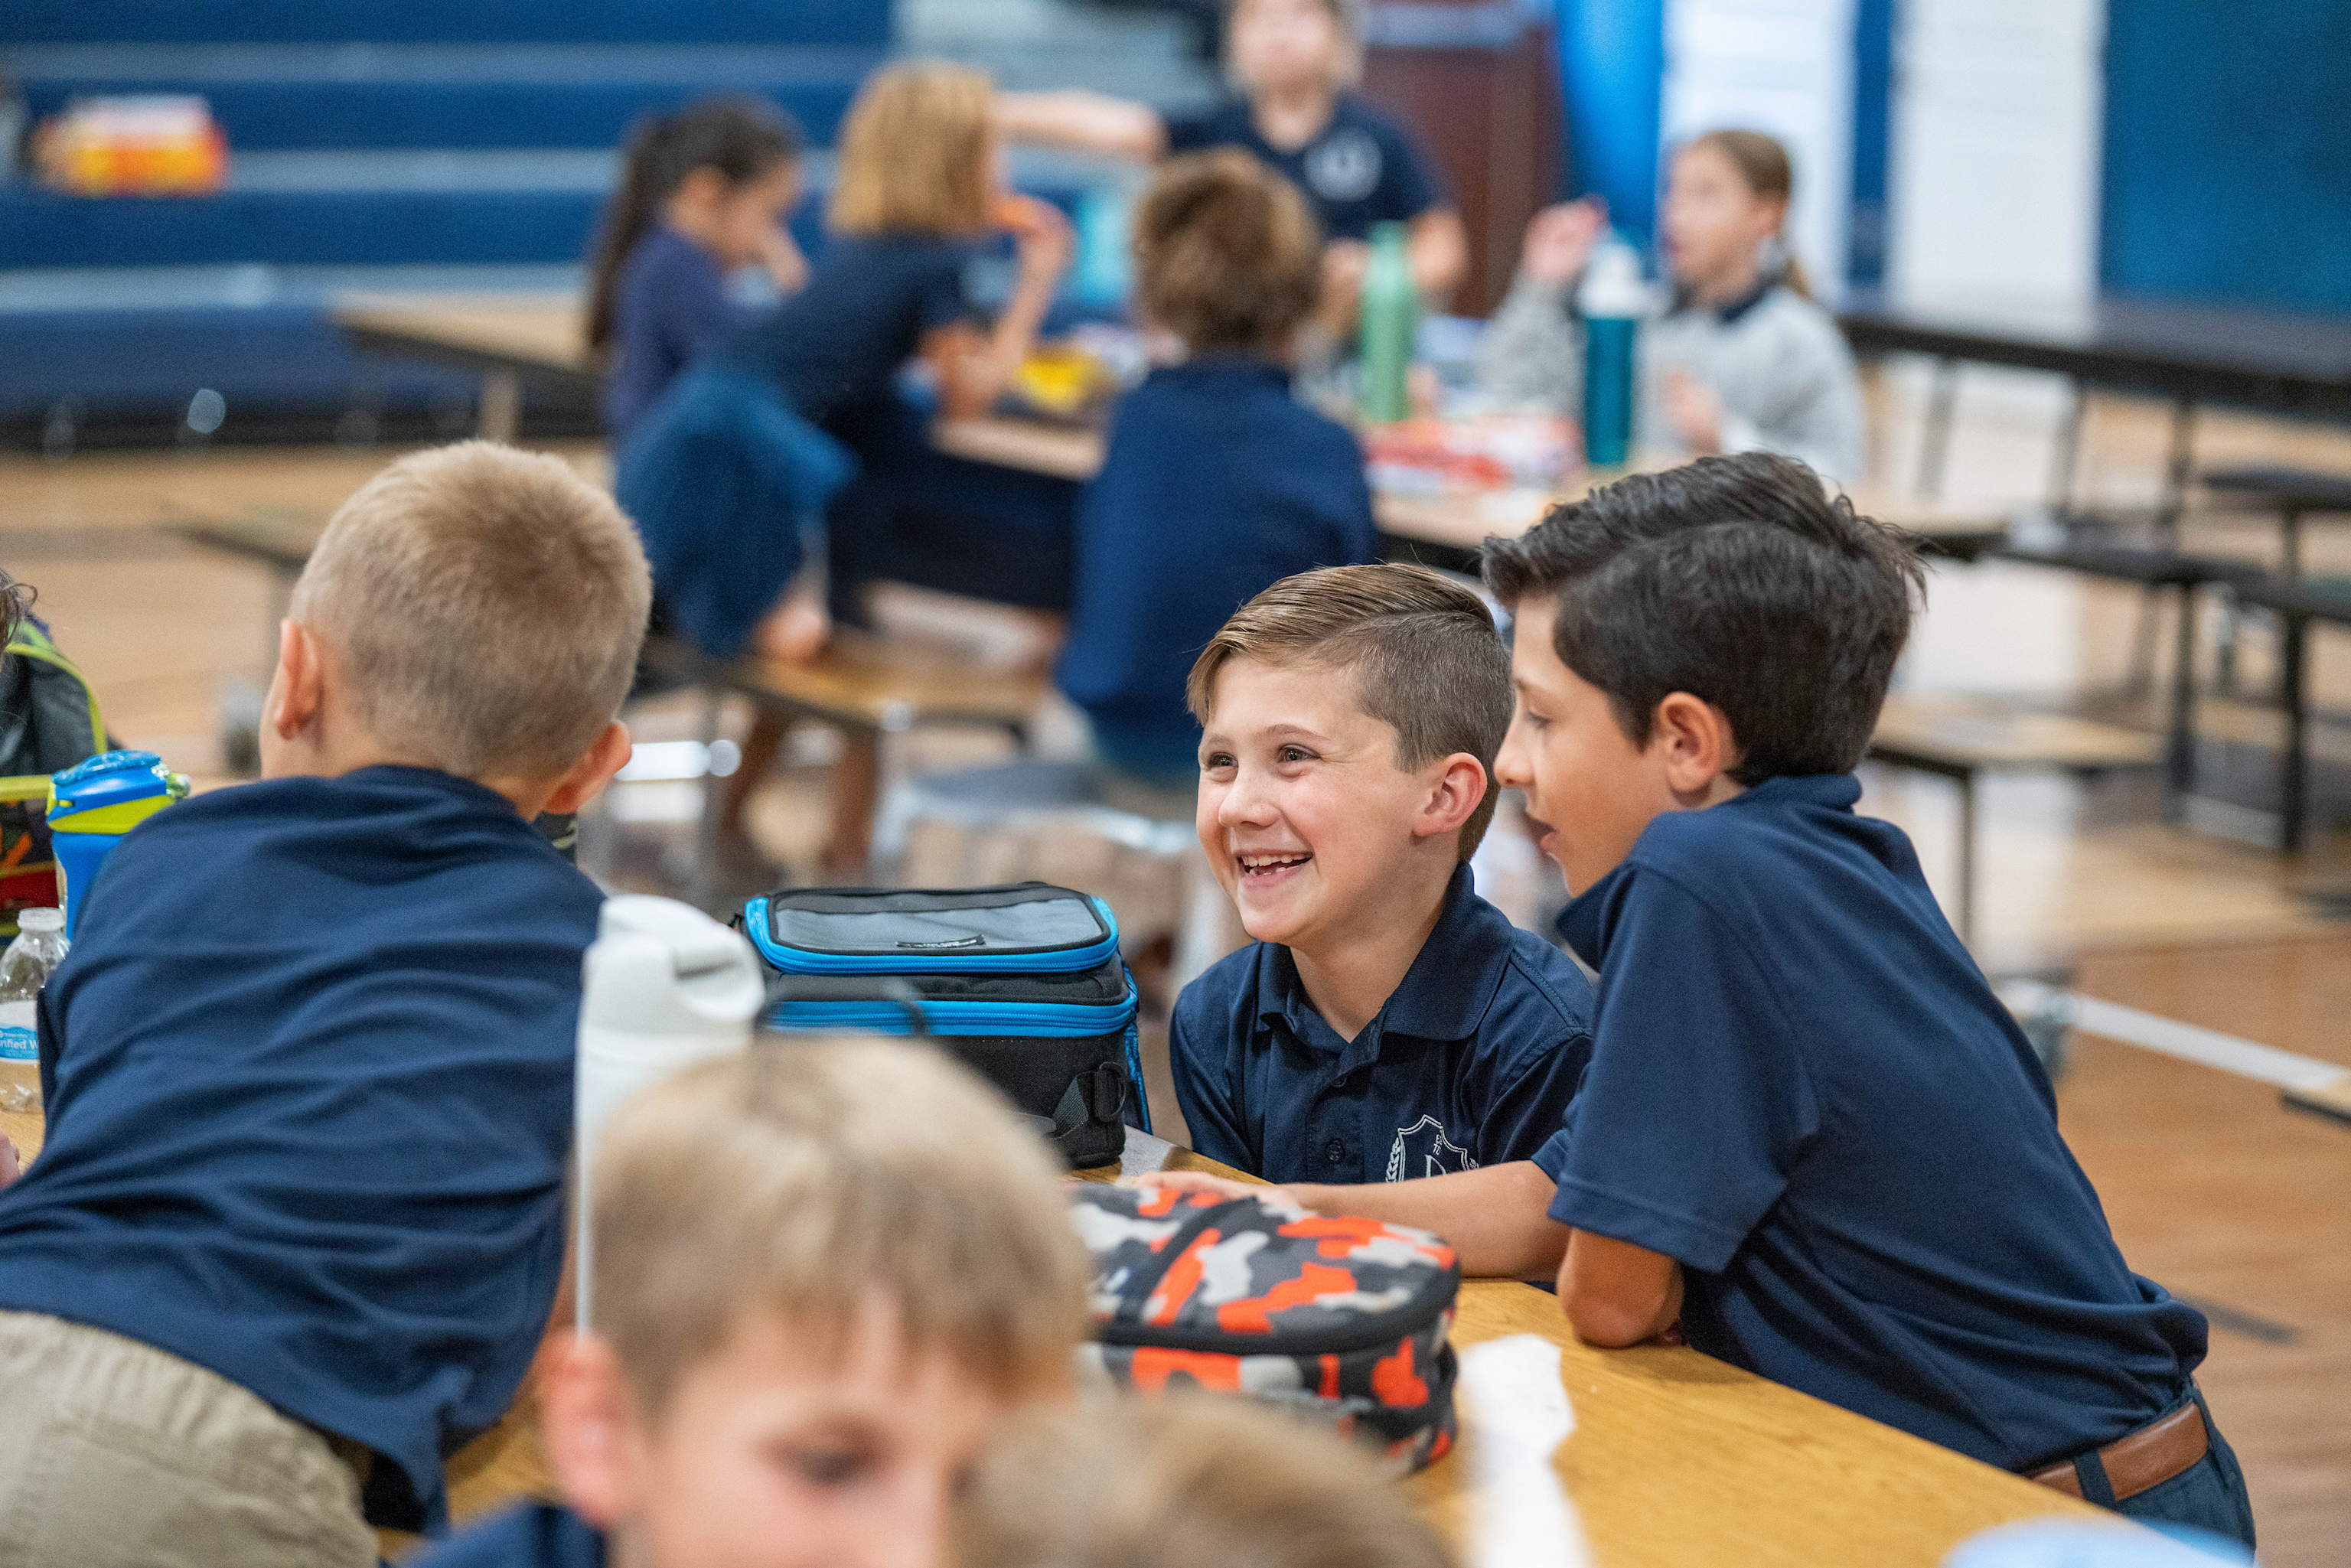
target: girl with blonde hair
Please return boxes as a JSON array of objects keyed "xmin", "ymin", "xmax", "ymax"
[{"xmin": 617, "ymin": 60, "xmax": 1071, "ymax": 875}]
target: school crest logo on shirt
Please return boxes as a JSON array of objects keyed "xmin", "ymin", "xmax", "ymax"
[
  {"xmin": 1304, "ymin": 128, "xmax": 1383, "ymax": 203},
  {"xmin": 1387, "ymin": 1115, "xmax": 1476, "ymax": 1182}
]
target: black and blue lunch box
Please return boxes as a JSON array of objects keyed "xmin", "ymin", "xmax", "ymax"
[{"xmin": 743, "ymin": 882, "xmax": 1146, "ymax": 1169}]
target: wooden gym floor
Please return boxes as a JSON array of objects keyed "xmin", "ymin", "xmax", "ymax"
[{"xmin": 2, "ymin": 379, "xmax": 2349, "ymax": 1562}]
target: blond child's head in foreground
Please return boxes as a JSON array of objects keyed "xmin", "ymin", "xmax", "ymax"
[
  {"xmin": 543, "ymin": 1039, "xmax": 1092, "ymax": 1568},
  {"xmin": 1187, "ymin": 564, "xmax": 1511, "ymax": 956},
  {"xmin": 269, "ymin": 441, "xmax": 650, "ymax": 820},
  {"xmin": 1480, "ymin": 451, "xmax": 1923, "ymax": 895},
  {"xmin": 957, "ymin": 1393, "xmax": 1454, "ymax": 1568}
]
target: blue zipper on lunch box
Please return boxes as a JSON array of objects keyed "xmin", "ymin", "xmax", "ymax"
[
  {"xmin": 766, "ymin": 995, "xmax": 1136, "ymax": 1036},
  {"xmin": 745, "ymin": 895, "xmax": 1121, "ymax": 975}
]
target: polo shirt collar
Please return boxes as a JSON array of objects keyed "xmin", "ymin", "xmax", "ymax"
[
  {"xmin": 1253, "ymin": 864, "xmax": 1512, "ymax": 1059},
  {"xmin": 1552, "ymin": 773, "xmax": 1864, "ymax": 963},
  {"xmin": 1158, "ymin": 354, "xmax": 1292, "ymax": 393}
]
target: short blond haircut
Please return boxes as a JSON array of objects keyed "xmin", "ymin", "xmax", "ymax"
[
  {"xmin": 827, "ymin": 61, "xmax": 995, "ymax": 238},
  {"xmin": 1187, "ymin": 564, "xmax": 1513, "ymax": 860},
  {"xmin": 589, "ymin": 1038, "xmax": 1091, "ymax": 1416},
  {"xmin": 1135, "ymin": 148, "xmax": 1324, "ymax": 353},
  {"xmin": 957, "ymin": 1394, "xmax": 1456, "ymax": 1568},
  {"xmin": 289, "ymin": 442, "xmax": 650, "ymax": 781}
]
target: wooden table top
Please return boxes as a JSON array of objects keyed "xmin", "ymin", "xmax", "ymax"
[
  {"xmin": 1079, "ymin": 1130, "xmax": 2114, "ymax": 1566},
  {"xmin": 1870, "ymin": 695, "xmax": 2164, "ymax": 774},
  {"xmin": 334, "ymin": 292, "xmax": 592, "ymax": 382},
  {"xmin": 0, "ymin": 1108, "xmax": 2113, "ymax": 1564},
  {"xmin": 324, "ymin": 293, "xmax": 2018, "ymax": 562}
]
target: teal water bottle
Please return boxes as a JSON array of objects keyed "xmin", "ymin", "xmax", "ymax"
[
  {"xmin": 46, "ymin": 750, "xmax": 188, "ymax": 939},
  {"xmin": 1578, "ymin": 235, "xmax": 1647, "ymax": 468},
  {"xmin": 1358, "ymin": 220, "xmax": 1417, "ymax": 423}
]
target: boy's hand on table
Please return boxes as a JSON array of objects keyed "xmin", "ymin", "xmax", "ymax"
[{"xmin": 1127, "ymin": 1170, "xmax": 1306, "ymax": 1217}]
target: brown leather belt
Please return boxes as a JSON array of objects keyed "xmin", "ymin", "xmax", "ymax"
[{"xmin": 2030, "ymin": 1400, "xmax": 2208, "ymax": 1502}]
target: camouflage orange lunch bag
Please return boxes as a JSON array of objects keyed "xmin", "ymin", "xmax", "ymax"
[{"xmin": 1068, "ymin": 1183, "xmax": 1459, "ymax": 1472}]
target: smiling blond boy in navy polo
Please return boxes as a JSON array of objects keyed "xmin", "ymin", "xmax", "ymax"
[{"xmin": 1170, "ymin": 565, "xmax": 1591, "ymax": 1193}]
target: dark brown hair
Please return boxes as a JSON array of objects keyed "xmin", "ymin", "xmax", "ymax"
[
  {"xmin": 1684, "ymin": 129, "xmax": 1808, "ymax": 298},
  {"xmin": 1133, "ymin": 148, "xmax": 1325, "ymax": 354},
  {"xmin": 584, "ymin": 96, "xmax": 803, "ymax": 358},
  {"xmin": 1481, "ymin": 453, "xmax": 1922, "ymax": 785},
  {"xmin": 1188, "ymin": 563, "xmax": 1513, "ymax": 859}
]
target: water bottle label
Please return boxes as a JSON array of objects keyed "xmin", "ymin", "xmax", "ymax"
[{"xmin": 0, "ymin": 999, "xmax": 36, "ymax": 1061}]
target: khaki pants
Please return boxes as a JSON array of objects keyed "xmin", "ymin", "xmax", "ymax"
[{"xmin": 0, "ymin": 1309, "xmax": 379, "ymax": 1568}]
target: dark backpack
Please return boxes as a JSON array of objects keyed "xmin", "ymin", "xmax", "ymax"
[
  {"xmin": 1069, "ymin": 1183, "xmax": 1461, "ymax": 1472},
  {"xmin": 0, "ymin": 619, "xmax": 106, "ymax": 939},
  {"xmin": 745, "ymin": 882, "xmax": 1145, "ymax": 1168}
]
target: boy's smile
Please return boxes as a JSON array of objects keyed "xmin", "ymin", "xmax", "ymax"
[{"xmin": 1196, "ymin": 658, "xmax": 1462, "ymax": 962}]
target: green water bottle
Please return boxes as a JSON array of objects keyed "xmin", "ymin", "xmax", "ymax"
[{"xmin": 1358, "ymin": 220, "xmax": 1416, "ymax": 423}]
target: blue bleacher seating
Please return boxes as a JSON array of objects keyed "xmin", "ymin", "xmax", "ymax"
[{"xmin": 0, "ymin": 1, "xmax": 893, "ymax": 439}]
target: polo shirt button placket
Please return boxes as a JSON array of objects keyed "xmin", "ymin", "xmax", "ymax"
[{"xmin": 1324, "ymin": 1139, "xmax": 1348, "ymax": 1166}]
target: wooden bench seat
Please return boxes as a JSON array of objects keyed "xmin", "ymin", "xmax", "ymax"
[
  {"xmin": 1867, "ymin": 695, "xmax": 2161, "ymax": 944},
  {"xmin": 642, "ymin": 631, "xmax": 1045, "ymax": 742}
]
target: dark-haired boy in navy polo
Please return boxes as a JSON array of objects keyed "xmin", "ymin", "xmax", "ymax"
[
  {"xmin": 1172, "ymin": 563, "xmax": 1592, "ymax": 1194},
  {"xmin": 1153, "ymin": 455, "xmax": 2251, "ymax": 1546}
]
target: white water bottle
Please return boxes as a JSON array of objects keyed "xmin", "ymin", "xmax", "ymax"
[
  {"xmin": 0, "ymin": 908, "xmax": 68, "ymax": 1112},
  {"xmin": 574, "ymin": 895, "xmax": 765, "ymax": 1330}
]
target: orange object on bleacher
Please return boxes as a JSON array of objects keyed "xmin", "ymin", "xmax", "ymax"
[{"xmin": 35, "ymin": 96, "xmax": 230, "ymax": 197}]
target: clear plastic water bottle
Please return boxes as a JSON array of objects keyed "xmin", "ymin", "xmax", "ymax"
[{"xmin": 0, "ymin": 907, "xmax": 69, "ymax": 1112}]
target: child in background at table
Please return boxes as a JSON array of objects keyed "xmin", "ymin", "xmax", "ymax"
[
  {"xmin": 1172, "ymin": 564, "xmax": 1593, "ymax": 1188},
  {"xmin": 587, "ymin": 96, "xmax": 808, "ymax": 445},
  {"xmin": 996, "ymin": 0, "xmax": 1466, "ymax": 328},
  {"xmin": 958, "ymin": 1396, "xmax": 1454, "ymax": 1568},
  {"xmin": 412, "ymin": 1038, "xmax": 1093, "ymax": 1568},
  {"xmin": 1479, "ymin": 129, "xmax": 1864, "ymax": 481},
  {"xmin": 1056, "ymin": 148, "xmax": 1378, "ymax": 796},
  {"xmin": 618, "ymin": 62, "xmax": 1071, "ymax": 876},
  {"xmin": 1148, "ymin": 454, "xmax": 2252, "ymax": 1548},
  {"xmin": 0, "ymin": 443, "xmax": 646, "ymax": 1563}
]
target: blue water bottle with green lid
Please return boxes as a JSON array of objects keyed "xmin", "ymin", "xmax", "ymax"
[{"xmin": 47, "ymin": 750, "xmax": 189, "ymax": 938}]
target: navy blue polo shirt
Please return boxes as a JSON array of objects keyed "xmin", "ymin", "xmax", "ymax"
[
  {"xmin": 1531, "ymin": 774, "xmax": 2208, "ymax": 1472},
  {"xmin": 602, "ymin": 225, "xmax": 761, "ymax": 443},
  {"xmin": 0, "ymin": 768, "xmax": 603, "ymax": 1531},
  {"xmin": 411, "ymin": 1503, "xmax": 606, "ymax": 1568},
  {"xmin": 1174, "ymin": 865, "xmax": 1593, "ymax": 1187},
  {"xmin": 1056, "ymin": 356, "xmax": 1379, "ymax": 783},
  {"xmin": 710, "ymin": 232, "xmax": 973, "ymax": 432},
  {"xmin": 1166, "ymin": 93, "xmax": 1447, "ymax": 242}
]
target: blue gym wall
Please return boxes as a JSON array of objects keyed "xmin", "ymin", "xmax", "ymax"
[
  {"xmin": 2100, "ymin": 0, "xmax": 2351, "ymax": 316},
  {"xmin": 1554, "ymin": 0, "xmax": 1665, "ymax": 251}
]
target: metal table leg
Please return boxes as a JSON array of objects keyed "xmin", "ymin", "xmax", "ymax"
[{"xmin": 2278, "ymin": 612, "xmax": 2309, "ymax": 852}]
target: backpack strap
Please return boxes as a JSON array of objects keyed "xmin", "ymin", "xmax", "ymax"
[{"xmin": 1048, "ymin": 1063, "xmax": 1130, "ymax": 1159}]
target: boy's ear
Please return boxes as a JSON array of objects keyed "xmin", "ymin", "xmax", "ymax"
[
  {"xmin": 1414, "ymin": 752, "xmax": 1489, "ymax": 843},
  {"xmin": 539, "ymin": 1329, "xmax": 644, "ymax": 1531},
  {"xmin": 1651, "ymin": 692, "xmax": 1742, "ymax": 797},
  {"xmin": 266, "ymin": 619, "xmax": 326, "ymax": 742},
  {"xmin": 540, "ymin": 721, "xmax": 634, "ymax": 817}
]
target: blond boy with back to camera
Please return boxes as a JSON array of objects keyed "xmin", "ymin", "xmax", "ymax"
[{"xmin": 0, "ymin": 442, "xmax": 645, "ymax": 1565}]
